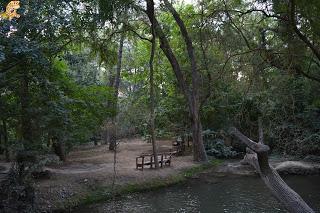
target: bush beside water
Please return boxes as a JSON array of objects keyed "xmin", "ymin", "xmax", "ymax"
[{"xmin": 202, "ymin": 130, "xmax": 238, "ymax": 159}]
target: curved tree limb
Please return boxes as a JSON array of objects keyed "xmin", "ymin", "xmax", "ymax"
[
  {"xmin": 289, "ymin": 0, "xmax": 320, "ymax": 61},
  {"xmin": 229, "ymin": 125, "xmax": 314, "ymax": 213},
  {"xmin": 229, "ymin": 127, "xmax": 270, "ymax": 153},
  {"xmin": 144, "ymin": 0, "xmax": 207, "ymax": 162},
  {"xmin": 161, "ymin": 0, "xmax": 207, "ymax": 162},
  {"xmin": 144, "ymin": 3, "xmax": 191, "ymax": 105},
  {"xmin": 222, "ymin": 0, "xmax": 320, "ymax": 84}
]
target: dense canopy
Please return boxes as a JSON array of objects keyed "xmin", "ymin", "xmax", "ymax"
[{"xmin": 0, "ymin": 0, "xmax": 319, "ymax": 212}]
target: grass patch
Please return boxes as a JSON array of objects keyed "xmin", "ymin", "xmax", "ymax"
[
  {"xmin": 70, "ymin": 159, "xmax": 222, "ymax": 209},
  {"xmin": 182, "ymin": 159, "xmax": 221, "ymax": 178}
]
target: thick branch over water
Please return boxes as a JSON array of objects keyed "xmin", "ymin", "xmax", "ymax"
[{"xmin": 229, "ymin": 127, "xmax": 314, "ymax": 213}]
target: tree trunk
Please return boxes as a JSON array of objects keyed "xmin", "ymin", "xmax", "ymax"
[
  {"xmin": 147, "ymin": 0, "xmax": 159, "ymax": 169},
  {"xmin": 145, "ymin": 0, "xmax": 207, "ymax": 162},
  {"xmin": 108, "ymin": 118, "xmax": 117, "ymax": 151},
  {"xmin": 229, "ymin": 125, "xmax": 314, "ymax": 213},
  {"xmin": 3, "ymin": 120, "xmax": 10, "ymax": 162},
  {"xmin": 52, "ymin": 139, "xmax": 66, "ymax": 162},
  {"xmin": 191, "ymin": 115, "xmax": 207, "ymax": 161},
  {"xmin": 0, "ymin": 127, "xmax": 2, "ymax": 155},
  {"xmin": 20, "ymin": 71, "xmax": 33, "ymax": 149},
  {"xmin": 108, "ymin": 33, "xmax": 124, "ymax": 151}
]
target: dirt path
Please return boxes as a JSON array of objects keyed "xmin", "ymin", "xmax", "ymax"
[{"xmin": 31, "ymin": 138, "xmax": 197, "ymax": 211}]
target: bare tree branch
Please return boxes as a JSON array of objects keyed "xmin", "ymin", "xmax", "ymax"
[{"xmin": 289, "ymin": 0, "xmax": 320, "ymax": 61}]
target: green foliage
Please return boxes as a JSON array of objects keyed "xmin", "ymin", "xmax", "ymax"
[
  {"xmin": 110, "ymin": 0, "xmax": 320, "ymax": 158},
  {"xmin": 98, "ymin": 0, "xmax": 131, "ymax": 21},
  {"xmin": 1, "ymin": 0, "xmax": 320, "ymax": 210},
  {"xmin": 0, "ymin": 0, "xmax": 114, "ymax": 155},
  {"xmin": 1, "ymin": 0, "xmax": 320, "ymax": 161},
  {"xmin": 202, "ymin": 130, "xmax": 238, "ymax": 158}
]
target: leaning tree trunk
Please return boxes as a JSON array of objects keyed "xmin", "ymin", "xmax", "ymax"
[
  {"xmin": 163, "ymin": 0, "xmax": 207, "ymax": 162},
  {"xmin": 147, "ymin": 0, "xmax": 159, "ymax": 169},
  {"xmin": 145, "ymin": 0, "xmax": 207, "ymax": 162},
  {"xmin": 229, "ymin": 122, "xmax": 314, "ymax": 213},
  {"xmin": 108, "ymin": 34, "xmax": 124, "ymax": 151}
]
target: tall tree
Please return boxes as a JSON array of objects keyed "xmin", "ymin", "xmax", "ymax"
[
  {"xmin": 148, "ymin": 0, "xmax": 159, "ymax": 168},
  {"xmin": 108, "ymin": 33, "xmax": 125, "ymax": 150},
  {"xmin": 145, "ymin": 0, "xmax": 207, "ymax": 162}
]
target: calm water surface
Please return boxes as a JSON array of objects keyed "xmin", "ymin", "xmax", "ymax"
[{"xmin": 77, "ymin": 175, "xmax": 320, "ymax": 213}]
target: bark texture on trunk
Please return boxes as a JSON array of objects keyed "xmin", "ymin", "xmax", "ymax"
[
  {"xmin": 52, "ymin": 139, "xmax": 66, "ymax": 162},
  {"xmin": 2, "ymin": 120, "xmax": 10, "ymax": 162},
  {"xmin": 108, "ymin": 119, "xmax": 117, "ymax": 151},
  {"xmin": 108, "ymin": 34, "xmax": 124, "ymax": 151},
  {"xmin": 163, "ymin": 0, "xmax": 207, "ymax": 162},
  {"xmin": 191, "ymin": 117, "xmax": 207, "ymax": 161},
  {"xmin": 229, "ymin": 126, "xmax": 314, "ymax": 213},
  {"xmin": 20, "ymin": 71, "xmax": 33, "ymax": 149},
  {"xmin": 145, "ymin": 0, "xmax": 207, "ymax": 162},
  {"xmin": 147, "ymin": 0, "xmax": 159, "ymax": 168}
]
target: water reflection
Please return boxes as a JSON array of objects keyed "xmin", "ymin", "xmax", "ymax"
[{"xmin": 76, "ymin": 176, "xmax": 319, "ymax": 213}]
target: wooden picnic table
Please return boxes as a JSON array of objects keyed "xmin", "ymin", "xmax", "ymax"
[{"xmin": 136, "ymin": 152, "xmax": 173, "ymax": 170}]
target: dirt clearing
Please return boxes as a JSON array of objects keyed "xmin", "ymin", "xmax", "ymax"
[{"xmin": 32, "ymin": 138, "xmax": 196, "ymax": 211}]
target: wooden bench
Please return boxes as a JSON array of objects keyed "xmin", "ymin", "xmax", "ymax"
[{"xmin": 136, "ymin": 152, "xmax": 173, "ymax": 170}]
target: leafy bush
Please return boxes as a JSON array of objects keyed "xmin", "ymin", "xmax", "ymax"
[
  {"xmin": 206, "ymin": 139, "xmax": 238, "ymax": 158},
  {"xmin": 298, "ymin": 134, "xmax": 320, "ymax": 156},
  {"xmin": 202, "ymin": 130, "xmax": 238, "ymax": 159}
]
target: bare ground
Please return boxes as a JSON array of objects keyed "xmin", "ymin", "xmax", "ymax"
[
  {"xmin": 1, "ymin": 139, "xmax": 318, "ymax": 211},
  {"xmin": 31, "ymin": 138, "xmax": 197, "ymax": 211}
]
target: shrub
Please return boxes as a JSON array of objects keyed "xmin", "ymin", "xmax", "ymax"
[{"xmin": 202, "ymin": 130, "xmax": 238, "ymax": 159}]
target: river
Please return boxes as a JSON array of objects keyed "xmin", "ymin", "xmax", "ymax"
[{"xmin": 76, "ymin": 175, "xmax": 320, "ymax": 212}]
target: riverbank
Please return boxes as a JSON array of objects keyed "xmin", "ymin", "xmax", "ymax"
[
  {"xmin": 68, "ymin": 159, "xmax": 221, "ymax": 212},
  {"xmin": 28, "ymin": 138, "xmax": 220, "ymax": 212},
  {"xmin": 70, "ymin": 159, "xmax": 320, "ymax": 213},
  {"xmin": 73, "ymin": 175, "xmax": 320, "ymax": 213},
  {"xmin": 1, "ymin": 138, "xmax": 318, "ymax": 212}
]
